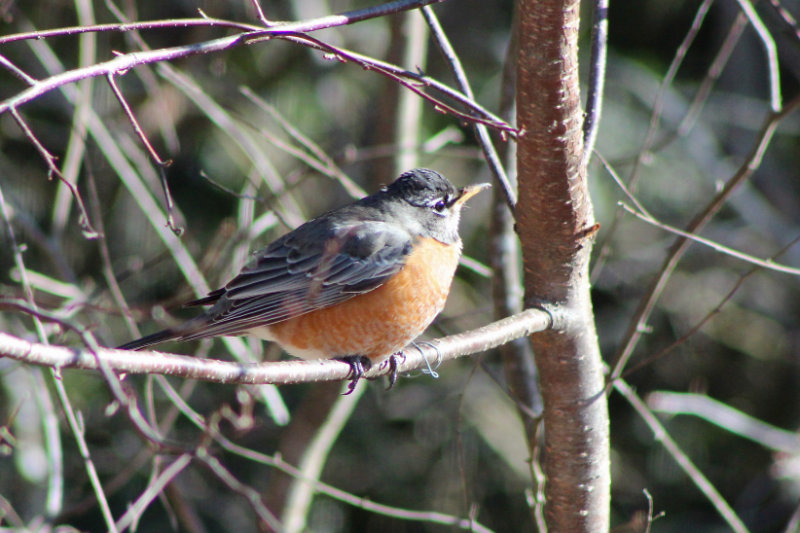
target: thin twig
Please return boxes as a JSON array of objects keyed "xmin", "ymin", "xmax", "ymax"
[
  {"xmin": 0, "ymin": 53, "xmax": 38, "ymax": 84},
  {"xmin": 582, "ymin": 0, "xmax": 609, "ymax": 168},
  {"xmin": 0, "ymin": 496, "xmax": 25, "ymax": 528},
  {"xmin": 251, "ymin": 0, "xmax": 447, "ymax": 35},
  {"xmin": 0, "ymin": 18, "xmax": 258, "ymax": 45},
  {"xmin": 239, "ymin": 87, "xmax": 366, "ymax": 199},
  {"xmin": 40, "ymin": 353, "xmax": 118, "ymax": 529},
  {"xmin": 7, "ymin": 106, "xmax": 99, "ymax": 239},
  {"xmin": 611, "ymin": 94, "xmax": 800, "ymax": 380},
  {"xmin": 282, "ymin": 384, "xmax": 365, "ymax": 531},
  {"xmin": 56, "ymin": 446, "xmax": 157, "ymax": 521},
  {"xmin": 269, "ymin": 31, "xmax": 518, "ymax": 138},
  {"xmin": 421, "ymin": 6, "xmax": 517, "ymax": 209},
  {"xmin": 106, "ymin": 73, "xmax": 171, "ymax": 167},
  {"xmin": 675, "ymin": 13, "xmax": 747, "ymax": 138},
  {"xmin": 217, "ymin": 438, "xmax": 494, "ymax": 532},
  {"xmin": 647, "ymin": 391, "xmax": 800, "ymax": 454},
  {"xmin": 618, "ymin": 233, "xmax": 800, "ymax": 378},
  {"xmin": 1, "ymin": 34, "xmax": 243, "ymax": 113},
  {"xmin": 115, "ymin": 454, "xmax": 193, "ymax": 531},
  {"xmin": 102, "ymin": 0, "xmax": 182, "ymax": 155},
  {"xmin": 0, "ymin": 1, "xmax": 445, "ymax": 46},
  {"xmin": 84, "ymin": 167, "xmax": 140, "ymax": 336},
  {"xmin": 615, "ymin": 379, "xmax": 750, "ymax": 533},
  {"xmin": 105, "ymin": 73, "xmax": 184, "ymax": 236},
  {"xmin": 643, "ymin": 488, "xmax": 665, "ymax": 533},
  {"xmin": 197, "ymin": 452, "xmax": 284, "ymax": 531},
  {"xmin": 763, "ymin": 0, "xmax": 800, "ymax": 40},
  {"xmin": 629, "ymin": 0, "xmax": 714, "ymax": 189},
  {"xmin": 394, "ymin": 10, "xmax": 427, "ymax": 173},
  {"xmin": 619, "ymin": 202, "xmax": 800, "ymax": 276},
  {"xmin": 594, "ymin": 151, "xmax": 652, "ymax": 218},
  {"xmin": 733, "ymin": 0, "xmax": 782, "ymax": 112},
  {"xmin": 0, "ymin": 182, "xmax": 66, "ymax": 520},
  {"xmin": 247, "ymin": 0, "xmax": 274, "ymax": 27},
  {"xmin": 51, "ymin": 0, "xmax": 96, "ymax": 240},
  {"xmin": 591, "ymin": 0, "xmax": 736, "ymax": 281},
  {"xmin": 624, "ymin": 11, "xmax": 747, "ymax": 155}
]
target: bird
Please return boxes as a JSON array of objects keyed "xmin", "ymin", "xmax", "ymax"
[{"xmin": 118, "ymin": 168, "xmax": 489, "ymax": 392}]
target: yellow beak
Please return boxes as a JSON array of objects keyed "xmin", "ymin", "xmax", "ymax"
[{"xmin": 454, "ymin": 182, "xmax": 491, "ymax": 207}]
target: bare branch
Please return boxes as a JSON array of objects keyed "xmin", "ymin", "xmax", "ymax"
[
  {"xmin": 7, "ymin": 107, "xmax": 99, "ymax": 239},
  {"xmin": 105, "ymin": 73, "xmax": 183, "ymax": 236},
  {"xmin": 763, "ymin": 0, "xmax": 800, "ymax": 40},
  {"xmin": 2, "ymin": 24, "xmax": 517, "ymax": 141},
  {"xmin": 582, "ymin": 0, "xmax": 609, "ymax": 168},
  {"xmin": 267, "ymin": 31, "xmax": 518, "ymax": 137},
  {"xmin": 618, "ymin": 233, "xmax": 800, "ymax": 378},
  {"xmin": 282, "ymin": 385, "xmax": 365, "ymax": 531},
  {"xmin": 198, "ymin": 452, "xmax": 283, "ymax": 530},
  {"xmin": 733, "ymin": 0, "xmax": 782, "ymax": 111},
  {"xmin": 0, "ymin": 53, "xmax": 37, "ymax": 84},
  {"xmin": 619, "ymin": 202, "xmax": 800, "ymax": 276},
  {"xmin": 611, "ymin": 94, "xmax": 800, "ymax": 380},
  {"xmin": 647, "ymin": 392, "xmax": 800, "ymax": 454},
  {"xmin": 1, "ymin": 34, "xmax": 247, "ymax": 113},
  {"xmin": 246, "ymin": 0, "xmax": 273, "ymax": 27},
  {"xmin": 0, "ymin": 308, "xmax": 551, "ymax": 386},
  {"xmin": 106, "ymin": 73, "xmax": 171, "ymax": 167},
  {"xmin": 115, "ymin": 454, "xmax": 193, "ymax": 532},
  {"xmin": 216, "ymin": 437, "xmax": 494, "ymax": 532},
  {"xmin": 675, "ymin": 13, "xmax": 747, "ymax": 138},
  {"xmin": 0, "ymin": 18, "xmax": 256, "ymax": 45},
  {"xmin": 0, "ymin": 1, "xmax": 445, "ymax": 46},
  {"xmin": 615, "ymin": 379, "xmax": 749, "ymax": 533},
  {"xmin": 421, "ymin": 6, "xmax": 517, "ymax": 210},
  {"xmin": 629, "ymin": 0, "xmax": 714, "ymax": 192}
]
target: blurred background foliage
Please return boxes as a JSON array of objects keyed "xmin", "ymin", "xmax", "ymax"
[{"xmin": 1, "ymin": 0, "xmax": 800, "ymax": 531}]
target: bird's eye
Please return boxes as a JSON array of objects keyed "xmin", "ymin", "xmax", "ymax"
[{"xmin": 433, "ymin": 198, "xmax": 448, "ymax": 212}]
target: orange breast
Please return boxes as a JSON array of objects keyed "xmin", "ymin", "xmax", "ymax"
[{"xmin": 264, "ymin": 237, "xmax": 462, "ymax": 362}]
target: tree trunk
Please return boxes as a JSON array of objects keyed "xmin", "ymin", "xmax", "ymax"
[{"xmin": 515, "ymin": 0, "xmax": 610, "ymax": 531}]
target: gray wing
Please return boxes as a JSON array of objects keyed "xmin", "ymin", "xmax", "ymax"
[{"xmin": 179, "ymin": 219, "xmax": 414, "ymax": 340}]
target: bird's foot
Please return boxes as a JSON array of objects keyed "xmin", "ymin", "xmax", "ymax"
[
  {"xmin": 384, "ymin": 352, "xmax": 407, "ymax": 390},
  {"xmin": 334, "ymin": 355, "xmax": 372, "ymax": 395}
]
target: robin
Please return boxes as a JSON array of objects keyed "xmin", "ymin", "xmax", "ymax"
[{"xmin": 118, "ymin": 168, "xmax": 489, "ymax": 391}]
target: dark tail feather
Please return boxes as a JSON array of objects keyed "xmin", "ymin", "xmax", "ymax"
[
  {"xmin": 184, "ymin": 288, "xmax": 225, "ymax": 307},
  {"xmin": 117, "ymin": 328, "xmax": 181, "ymax": 351}
]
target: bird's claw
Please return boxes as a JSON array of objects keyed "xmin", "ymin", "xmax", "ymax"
[
  {"xmin": 335, "ymin": 355, "xmax": 372, "ymax": 395},
  {"xmin": 384, "ymin": 352, "xmax": 407, "ymax": 390}
]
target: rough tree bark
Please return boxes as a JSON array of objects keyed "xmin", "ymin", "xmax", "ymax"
[{"xmin": 515, "ymin": 0, "xmax": 610, "ymax": 531}]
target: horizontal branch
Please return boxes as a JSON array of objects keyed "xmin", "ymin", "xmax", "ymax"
[
  {"xmin": 0, "ymin": 34, "xmax": 245, "ymax": 113},
  {"xmin": 0, "ymin": 309, "xmax": 550, "ymax": 386},
  {"xmin": 0, "ymin": 18, "xmax": 256, "ymax": 45},
  {"xmin": 0, "ymin": 0, "xmax": 444, "ymax": 45},
  {"xmin": 0, "ymin": 1, "xmax": 516, "ymax": 137}
]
